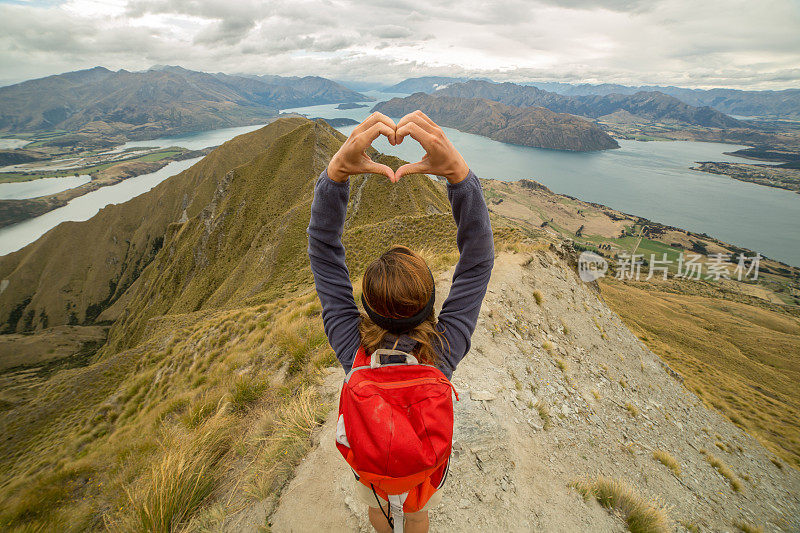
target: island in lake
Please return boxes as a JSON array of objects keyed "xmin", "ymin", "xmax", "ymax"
[
  {"xmin": 311, "ymin": 117, "xmax": 359, "ymax": 127},
  {"xmin": 335, "ymin": 102, "xmax": 369, "ymax": 110}
]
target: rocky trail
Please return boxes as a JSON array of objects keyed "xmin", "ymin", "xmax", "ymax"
[{"xmin": 243, "ymin": 249, "xmax": 799, "ymax": 532}]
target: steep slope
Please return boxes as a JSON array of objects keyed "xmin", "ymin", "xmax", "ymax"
[
  {"xmin": 373, "ymin": 93, "xmax": 619, "ymax": 151},
  {"xmin": 437, "ymin": 80, "xmax": 744, "ymax": 128},
  {"xmin": 0, "ymin": 117, "xmax": 312, "ymax": 332},
  {"xmin": 0, "ymin": 66, "xmax": 369, "ymax": 138},
  {"xmin": 266, "ymin": 249, "xmax": 800, "ymax": 532}
]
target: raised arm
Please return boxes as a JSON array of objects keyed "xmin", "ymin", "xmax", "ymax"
[
  {"xmin": 307, "ymin": 112, "xmax": 397, "ymax": 372},
  {"xmin": 394, "ymin": 111, "xmax": 494, "ymax": 377},
  {"xmin": 436, "ymin": 172, "xmax": 494, "ymax": 376}
]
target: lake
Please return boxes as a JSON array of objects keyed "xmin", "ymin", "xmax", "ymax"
[
  {"xmin": 1, "ymin": 90, "xmax": 798, "ymax": 266},
  {"xmin": 0, "ymin": 158, "xmax": 201, "ymax": 255},
  {"xmin": 119, "ymin": 123, "xmax": 270, "ymax": 151},
  {"xmin": 0, "ymin": 175, "xmax": 91, "ymax": 199},
  {"xmin": 283, "ymin": 91, "xmax": 800, "ymax": 266}
]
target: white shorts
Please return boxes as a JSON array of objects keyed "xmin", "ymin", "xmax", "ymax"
[{"xmin": 354, "ymin": 481, "xmax": 442, "ymax": 512}]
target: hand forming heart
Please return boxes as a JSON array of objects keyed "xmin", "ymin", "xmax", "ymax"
[{"xmin": 326, "ymin": 111, "xmax": 470, "ymax": 185}]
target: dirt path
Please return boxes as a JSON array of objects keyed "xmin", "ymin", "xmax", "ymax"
[{"xmin": 263, "ymin": 250, "xmax": 800, "ymax": 532}]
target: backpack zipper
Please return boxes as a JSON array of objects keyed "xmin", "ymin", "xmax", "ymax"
[{"xmin": 353, "ymin": 377, "xmax": 459, "ymax": 401}]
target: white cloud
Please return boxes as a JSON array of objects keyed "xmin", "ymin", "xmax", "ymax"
[{"xmin": 0, "ymin": 0, "xmax": 798, "ymax": 89}]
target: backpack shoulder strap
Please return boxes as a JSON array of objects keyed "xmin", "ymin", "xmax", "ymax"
[{"xmin": 353, "ymin": 345, "xmax": 370, "ymax": 367}]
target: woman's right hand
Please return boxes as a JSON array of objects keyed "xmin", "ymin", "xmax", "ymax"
[
  {"xmin": 327, "ymin": 112, "xmax": 397, "ymax": 183},
  {"xmin": 394, "ymin": 111, "xmax": 470, "ymax": 185}
]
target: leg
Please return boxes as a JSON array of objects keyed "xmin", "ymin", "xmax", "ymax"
[
  {"xmin": 368, "ymin": 506, "xmax": 393, "ymax": 533},
  {"xmin": 404, "ymin": 510, "xmax": 429, "ymax": 533}
]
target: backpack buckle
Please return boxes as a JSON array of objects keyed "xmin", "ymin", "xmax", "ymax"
[{"xmin": 370, "ymin": 349, "xmax": 419, "ymax": 368}]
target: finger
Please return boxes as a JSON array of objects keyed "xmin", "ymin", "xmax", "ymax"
[
  {"xmin": 362, "ymin": 159, "xmax": 395, "ymax": 181},
  {"xmin": 396, "ymin": 111, "xmax": 437, "ymax": 133},
  {"xmin": 352, "ymin": 112, "xmax": 396, "ymax": 140},
  {"xmin": 394, "ymin": 161, "xmax": 431, "ymax": 182},
  {"xmin": 411, "ymin": 110, "xmax": 441, "ymax": 130},
  {"xmin": 395, "ymin": 122, "xmax": 435, "ymax": 150},
  {"xmin": 354, "ymin": 122, "xmax": 395, "ymax": 149}
]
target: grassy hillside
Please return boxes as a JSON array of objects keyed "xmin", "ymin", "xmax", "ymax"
[
  {"xmin": 600, "ymin": 278, "xmax": 800, "ymax": 468},
  {"xmin": 0, "ymin": 118, "xmax": 312, "ymax": 332},
  {"xmin": 99, "ymin": 119, "xmax": 450, "ymax": 354}
]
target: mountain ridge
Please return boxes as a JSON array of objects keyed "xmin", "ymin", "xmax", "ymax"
[
  {"xmin": 373, "ymin": 92, "xmax": 619, "ymax": 151},
  {"xmin": 384, "ymin": 76, "xmax": 800, "ymax": 118},
  {"xmin": 436, "ymin": 80, "xmax": 743, "ymax": 128},
  {"xmin": 0, "ymin": 66, "xmax": 369, "ymax": 139}
]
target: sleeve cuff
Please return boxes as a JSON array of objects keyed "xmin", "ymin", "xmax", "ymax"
[
  {"xmin": 321, "ymin": 168, "xmax": 350, "ymax": 188},
  {"xmin": 446, "ymin": 169, "xmax": 478, "ymax": 190}
]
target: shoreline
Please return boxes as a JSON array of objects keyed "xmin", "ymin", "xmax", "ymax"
[
  {"xmin": 690, "ymin": 161, "xmax": 800, "ymax": 194},
  {"xmin": 0, "ymin": 147, "xmax": 212, "ymax": 227}
]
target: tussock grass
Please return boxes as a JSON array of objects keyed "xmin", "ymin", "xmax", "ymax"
[
  {"xmin": 701, "ymin": 450, "xmax": 742, "ymax": 492},
  {"xmin": 244, "ymin": 386, "xmax": 328, "ymax": 503},
  {"xmin": 652, "ymin": 450, "xmax": 681, "ymax": 477},
  {"xmin": 110, "ymin": 413, "xmax": 233, "ymax": 532},
  {"xmin": 534, "ymin": 400, "xmax": 552, "ymax": 430},
  {"xmin": 555, "ymin": 358, "xmax": 568, "ymax": 372},
  {"xmin": 734, "ymin": 520, "xmax": 764, "ymax": 533},
  {"xmin": 591, "ymin": 389, "xmax": 601, "ymax": 401},
  {"xmin": 680, "ymin": 521, "xmax": 701, "ymax": 533},
  {"xmin": 533, "ymin": 290, "xmax": 544, "ymax": 306},
  {"xmin": 570, "ymin": 476, "xmax": 669, "ymax": 533},
  {"xmin": 229, "ymin": 375, "xmax": 268, "ymax": 412},
  {"xmin": 625, "ymin": 402, "xmax": 639, "ymax": 417},
  {"xmin": 0, "ymin": 292, "xmax": 338, "ymax": 531}
]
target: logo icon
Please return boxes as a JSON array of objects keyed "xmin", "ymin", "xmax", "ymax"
[{"xmin": 578, "ymin": 251, "xmax": 608, "ymax": 282}]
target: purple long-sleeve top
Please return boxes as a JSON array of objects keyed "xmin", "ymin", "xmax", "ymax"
[{"xmin": 306, "ymin": 168, "xmax": 494, "ymax": 380}]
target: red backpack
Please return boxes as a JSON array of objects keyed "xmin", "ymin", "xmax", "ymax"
[{"xmin": 335, "ymin": 346, "xmax": 458, "ymax": 531}]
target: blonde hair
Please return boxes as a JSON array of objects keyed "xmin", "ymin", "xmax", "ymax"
[{"xmin": 359, "ymin": 246, "xmax": 447, "ymax": 364}]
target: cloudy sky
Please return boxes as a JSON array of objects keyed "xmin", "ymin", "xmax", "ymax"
[{"xmin": 1, "ymin": 0, "xmax": 799, "ymax": 89}]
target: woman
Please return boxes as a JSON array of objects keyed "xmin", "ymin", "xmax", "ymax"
[{"xmin": 307, "ymin": 111, "xmax": 494, "ymax": 533}]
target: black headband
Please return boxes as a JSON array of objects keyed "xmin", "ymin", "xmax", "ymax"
[
  {"xmin": 361, "ymin": 287, "xmax": 435, "ymax": 334},
  {"xmin": 361, "ymin": 248, "xmax": 435, "ymax": 334}
]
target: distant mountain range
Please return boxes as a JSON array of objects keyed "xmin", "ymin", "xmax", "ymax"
[
  {"xmin": 522, "ymin": 82, "xmax": 800, "ymax": 118},
  {"xmin": 373, "ymin": 93, "xmax": 619, "ymax": 151},
  {"xmin": 0, "ymin": 66, "xmax": 369, "ymax": 140},
  {"xmin": 385, "ymin": 76, "xmax": 800, "ymax": 119},
  {"xmin": 434, "ymin": 80, "xmax": 743, "ymax": 128}
]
